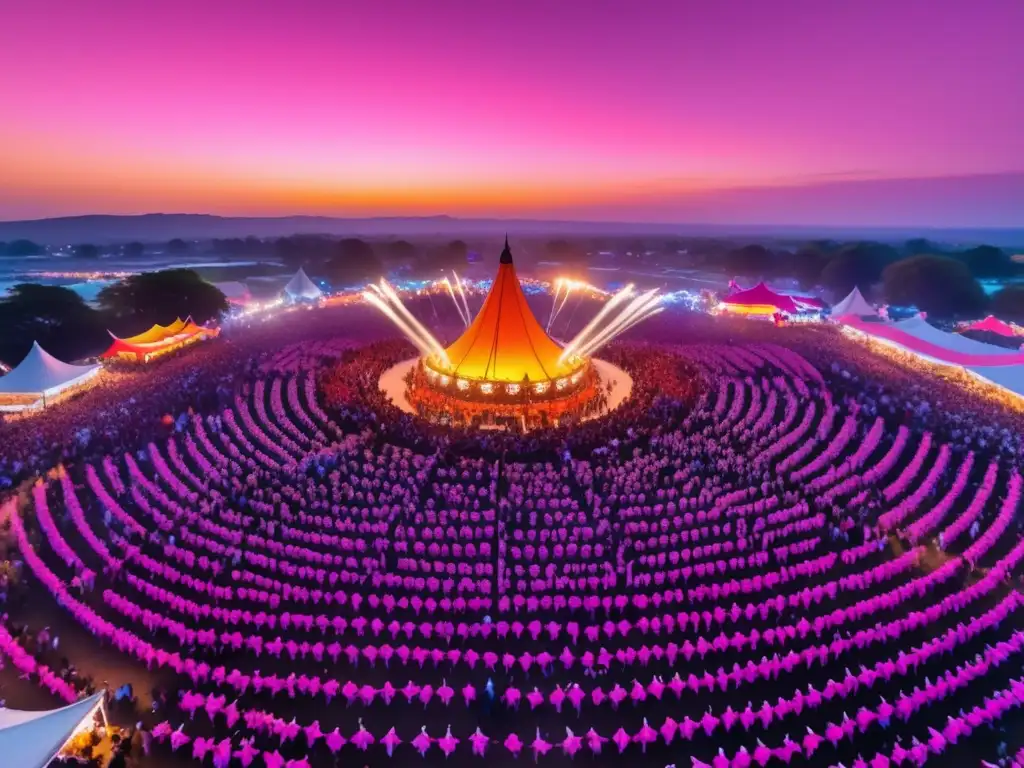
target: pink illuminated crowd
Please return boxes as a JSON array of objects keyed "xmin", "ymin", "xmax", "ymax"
[{"xmin": 0, "ymin": 303, "xmax": 1022, "ymax": 768}]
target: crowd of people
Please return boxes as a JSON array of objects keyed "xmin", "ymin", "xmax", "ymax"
[{"xmin": 0, "ymin": 300, "xmax": 1022, "ymax": 768}]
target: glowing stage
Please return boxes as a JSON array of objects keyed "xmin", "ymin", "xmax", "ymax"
[{"xmin": 380, "ymin": 356, "xmax": 633, "ymax": 426}]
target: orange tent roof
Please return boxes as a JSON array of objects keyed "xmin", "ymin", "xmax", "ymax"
[
  {"xmin": 120, "ymin": 318, "xmax": 188, "ymax": 344},
  {"xmin": 433, "ymin": 239, "xmax": 579, "ymax": 383},
  {"xmin": 102, "ymin": 318, "xmax": 217, "ymax": 360}
]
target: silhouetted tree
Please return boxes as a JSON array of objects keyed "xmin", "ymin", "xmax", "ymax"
[
  {"xmin": 990, "ymin": 285, "xmax": 1024, "ymax": 320},
  {"xmin": 384, "ymin": 240, "xmax": 417, "ymax": 263},
  {"xmin": 545, "ymin": 240, "xmax": 588, "ymax": 265},
  {"xmin": 123, "ymin": 242, "xmax": 145, "ymax": 258},
  {"xmin": 882, "ymin": 255, "xmax": 987, "ymax": 317},
  {"xmin": 326, "ymin": 239, "xmax": 382, "ymax": 286},
  {"xmin": 447, "ymin": 240, "xmax": 468, "ymax": 263},
  {"xmin": 820, "ymin": 242, "xmax": 899, "ymax": 296},
  {"xmin": 412, "ymin": 240, "xmax": 472, "ymax": 276},
  {"xmin": 903, "ymin": 238, "xmax": 943, "ymax": 256},
  {"xmin": 0, "ymin": 284, "xmax": 104, "ymax": 362},
  {"xmin": 166, "ymin": 238, "xmax": 189, "ymax": 254},
  {"xmin": 98, "ymin": 269, "xmax": 228, "ymax": 327},
  {"xmin": 274, "ymin": 235, "xmax": 335, "ymax": 268},
  {"xmin": 789, "ymin": 244, "xmax": 833, "ymax": 288},
  {"xmin": 0, "ymin": 239, "xmax": 44, "ymax": 257},
  {"xmin": 957, "ymin": 245, "xmax": 1015, "ymax": 278},
  {"xmin": 73, "ymin": 243, "xmax": 101, "ymax": 259},
  {"xmin": 723, "ymin": 245, "xmax": 774, "ymax": 277}
]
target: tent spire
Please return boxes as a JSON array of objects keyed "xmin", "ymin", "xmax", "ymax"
[{"xmin": 500, "ymin": 234, "xmax": 513, "ymax": 265}]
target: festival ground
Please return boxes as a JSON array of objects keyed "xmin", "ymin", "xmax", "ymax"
[{"xmin": 2, "ymin": 299, "xmax": 1024, "ymax": 768}]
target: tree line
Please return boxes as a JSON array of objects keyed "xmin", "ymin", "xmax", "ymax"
[{"xmin": 0, "ymin": 270, "xmax": 228, "ymax": 366}]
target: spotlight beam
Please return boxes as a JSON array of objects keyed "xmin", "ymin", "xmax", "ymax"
[
  {"xmin": 559, "ymin": 284, "xmax": 635, "ymax": 364},
  {"xmin": 442, "ymin": 278, "xmax": 469, "ymax": 326},
  {"xmin": 362, "ymin": 291, "xmax": 435, "ymax": 358},
  {"xmin": 366, "ymin": 279, "xmax": 450, "ymax": 366},
  {"xmin": 377, "ymin": 279, "xmax": 450, "ymax": 365},
  {"xmin": 574, "ymin": 290, "xmax": 662, "ymax": 360},
  {"xmin": 592, "ymin": 306, "xmax": 664, "ymax": 352},
  {"xmin": 548, "ymin": 281, "xmax": 574, "ymax": 332},
  {"xmin": 452, "ymin": 271, "xmax": 472, "ymax": 326},
  {"xmin": 546, "ymin": 279, "xmax": 563, "ymax": 332}
]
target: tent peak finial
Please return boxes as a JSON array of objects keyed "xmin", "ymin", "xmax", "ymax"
[{"xmin": 500, "ymin": 235, "xmax": 513, "ymax": 265}]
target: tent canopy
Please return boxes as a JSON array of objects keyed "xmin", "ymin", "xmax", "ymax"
[
  {"xmin": 0, "ymin": 692, "xmax": 104, "ymax": 768},
  {"xmin": 103, "ymin": 320, "xmax": 217, "ymax": 360},
  {"xmin": 119, "ymin": 318, "xmax": 187, "ymax": 345},
  {"xmin": 832, "ymin": 287, "xmax": 876, "ymax": 318},
  {"xmin": 841, "ymin": 316, "xmax": 1024, "ymax": 367},
  {"xmin": 215, "ymin": 281, "xmax": 253, "ymax": 304},
  {"xmin": 719, "ymin": 282, "xmax": 799, "ymax": 314},
  {"xmin": 284, "ymin": 268, "xmax": 323, "ymax": 301},
  {"xmin": 433, "ymin": 238, "xmax": 579, "ymax": 383},
  {"xmin": 964, "ymin": 315, "xmax": 1019, "ymax": 338},
  {"xmin": 841, "ymin": 316, "xmax": 1024, "ymax": 400},
  {"xmin": 892, "ymin": 316, "xmax": 1020, "ymax": 358},
  {"xmin": 0, "ymin": 342, "xmax": 100, "ymax": 398}
]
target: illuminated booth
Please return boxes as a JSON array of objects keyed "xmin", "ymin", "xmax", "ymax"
[
  {"xmin": 0, "ymin": 342, "xmax": 101, "ymax": 412},
  {"xmin": 714, "ymin": 282, "xmax": 800, "ymax": 318},
  {"xmin": 102, "ymin": 317, "xmax": 218, "ymax": 362}
]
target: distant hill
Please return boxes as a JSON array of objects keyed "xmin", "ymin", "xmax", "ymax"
[{"xmin": 1, "ymin": 212, "xmax": 1023, "ymax": 247}]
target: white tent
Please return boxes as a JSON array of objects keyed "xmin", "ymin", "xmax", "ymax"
[
  {"xmin": 968, "ymin": 364, "xmax": 1024, "ymax": 398},
  {"xmin": 214, "ymin": 280, "xmax": 254, "ymax": 305},
  {"xmin": 841, "ymin": 316, "xmax": 1024, "ymax": 401},
  {"xmin": 0, "ymin": 692, "xmax": 105, "ymax": 768},
  {"xmin": 831, "ymin": 287, "xmax": 876, "ymax": 318},
  {"xmin": 283, "ymin": 268, "xmax": 323, "ymax": 302},
  {"xmin": 0, "ymin": 342, "xmax": 100, "ymax": 411}
]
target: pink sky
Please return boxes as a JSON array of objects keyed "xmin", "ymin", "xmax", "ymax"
[{"xmin": 2, "ymin": 0, "xmax": 1022, "ymax": 225}]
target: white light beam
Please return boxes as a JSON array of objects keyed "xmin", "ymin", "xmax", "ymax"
[{"xmin": 559, "ymin": 284, "xmax": 636, "ymax": 364}]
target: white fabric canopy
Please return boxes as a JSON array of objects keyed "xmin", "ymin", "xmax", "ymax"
[
  {"xmin": 0, "ymin": 342, "xmax": 100, "ymax": 398},
  {"xmin": 283, "ymin": 268, "xmax": 323, "ymax": 301},
  {"xmin": 842, "ymin": 317, "xmax": 1024, "ymax": 400},
  {"xmin": 214, "ymin": 280, "xmax": 252, "ymax": 303},
  {"xmin": 0, "ymin": 692, "xmax": 104, "ymax": 768},
  {"xmin": 831, "ymin": 287, "xmax": 876, "ymax": 318},
  {"xmin": 966, "ymin": 364, "xmax": 1024, "ymax": 398},
  {"xmin": 893, "ymin": 317, "xmax": 1019, "ymax": 357}
]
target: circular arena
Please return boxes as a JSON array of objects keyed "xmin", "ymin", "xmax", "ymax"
[{"xmin": 1, "ymin": 296, "xmax": 1024, "ymax": 768}]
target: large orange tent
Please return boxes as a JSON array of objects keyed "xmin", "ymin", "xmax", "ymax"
[{"xmin": 428, "ymin": 237, "xmax": 582, "ymax": 384}]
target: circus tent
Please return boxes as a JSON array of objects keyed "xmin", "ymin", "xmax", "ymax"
[
  {"xmin": 831, "ymin": 287, "xmax": 877, "ymax": 319},
  {"xmin": 102, "ymin": 317, "xmax": 218, "ymax": 362},
  {"xmin": 283, "ymin": 268, "xmax": 323, "ymax": 302},
  {"xmin": 430, "ymin": 237, "xmax": 581, "ymax": 384},
  {"xmin": 0, "ymin": 692, "xmax": 106, "ymax": 768},
  {"xmin": 0, "ymin": 342, "xmax": 101, "ymax": 411},
  {"xmin": 716, "ymin": 282, "xmax": 800, "ymax": 316}
]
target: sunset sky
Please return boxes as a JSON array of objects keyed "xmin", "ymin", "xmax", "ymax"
[{"xmin": 2, "ymin": 0, "xmax": 1022, "ymax": 226}]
